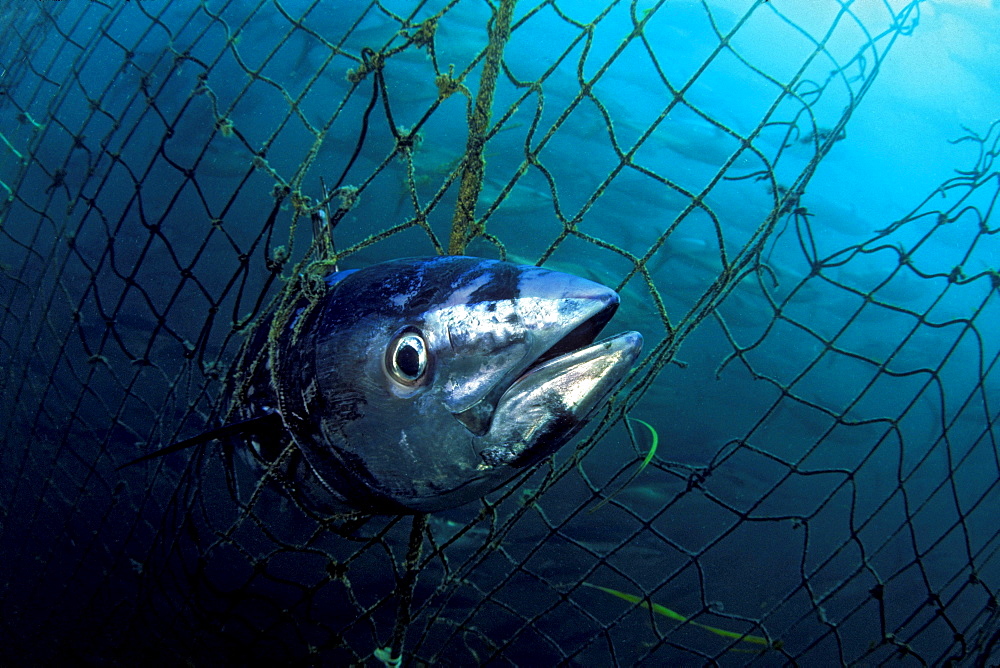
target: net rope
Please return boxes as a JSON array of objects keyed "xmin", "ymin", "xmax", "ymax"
[{"xmin": 1, "ymin": 0, "xmax": 997, "ymax": 664}]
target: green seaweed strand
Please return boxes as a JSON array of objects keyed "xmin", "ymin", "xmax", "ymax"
[
  {"xmin": 589, "ymin": 417, "xmax": 659, "ymax": 513},
  {"xmin": 630, "ymin": 417, "xmax": 658, "ymax": 475},
  {"xmin": 583, "ymin": 583, "xmax": 776, "ymax": 650}
]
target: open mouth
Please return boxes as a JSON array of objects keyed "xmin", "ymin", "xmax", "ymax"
[
  {"xmin": 524, "ymin": 293, "xmax": 620, "ymax": 373},
  {"xmin": 504, "ymin": 326, "xmax": 643, "ymax": 405},
  {"xmin": 491, "ymin": 285, "xmax": 643, "ymax": 438},
  {"xmin": 485, "ymin": 324, "xmax": 643, "ymax": 467},
  {"xmin": 453, "ymin": 289, "xmax": 625, "ymax": 437}
]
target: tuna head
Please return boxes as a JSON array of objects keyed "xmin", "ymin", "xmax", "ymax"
[{"xmin": 260, "ymin": 256, "xmax": 642, "ymax": 514}]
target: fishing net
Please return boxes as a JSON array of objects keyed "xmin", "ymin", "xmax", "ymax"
[{"xmin": 2, "ymin": 0, "xmax": 998, "ymax": 664}]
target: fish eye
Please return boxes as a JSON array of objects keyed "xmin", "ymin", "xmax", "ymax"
[{"xmin": 386, "ymin": 327, "xmax": 429, "ymax": 386}]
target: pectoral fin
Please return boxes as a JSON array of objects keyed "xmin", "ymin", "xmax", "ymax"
[{"xmin": 115, "ymin": 413, "xmax": 283, "ymax": 471}]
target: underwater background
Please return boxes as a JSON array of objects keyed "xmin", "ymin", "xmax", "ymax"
[{"xmin": 2, "ymin": 0, "xmax": 1000, "ymax": 664}]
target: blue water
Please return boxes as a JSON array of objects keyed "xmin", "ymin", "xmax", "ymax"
[{"xmin": 1, "ymin": 0, "xmax": 999, "ymax": 664}]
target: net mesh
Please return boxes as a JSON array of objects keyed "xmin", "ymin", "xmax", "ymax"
[{"xmin": 2, "ymin": 0, "xmax": 998, "ymax": 664}]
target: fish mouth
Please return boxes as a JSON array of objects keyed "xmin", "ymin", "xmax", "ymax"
[
  {"xmin": 517, "ymin": 293, "xmax": 621, "ymax": 381},
  {"xmin": 504, "ymin": 323, "xmax": 643, "ymax": 413},
  {"xmin": 476, "ymin": 286, "xmax": 643, "ymax": 468},
  {"xmin": 484, "ymin": 329, "xmax": 643, "ymax": 467},
  {"xmin": 452, "ymin": 288, "xmax": 626, "ymax": 436}
]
